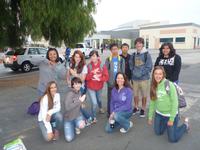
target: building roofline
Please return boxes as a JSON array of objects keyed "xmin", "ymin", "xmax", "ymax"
[{"xmin": 140, "ymin": 23, "xmax": 200, "ymax": 30}]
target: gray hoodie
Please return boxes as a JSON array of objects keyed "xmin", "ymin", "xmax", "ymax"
[
  {"xmin": 37, "ymin": 59, "xmax": 67, "ymax": 94},
  {"xmin": 64, "ymin": 88, "xmax": 82, "ymax": 121}
]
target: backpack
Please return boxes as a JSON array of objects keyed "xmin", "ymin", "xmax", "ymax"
[
  {"xmin": 106, "ymin": 56, "xmax": 123, "ymax": 71},
  {"xmin": 27, "ymin": 101, "xmax": 40, "ymax": 115},
  {"xmin": 164, "ymin": 80, "xmax": 187, "ymax": 108},
  {"xmin": 132, "ymin": 51, "xmax": 148, "ymax": 66}
]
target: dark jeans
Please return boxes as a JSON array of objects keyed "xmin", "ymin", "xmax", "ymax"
[
  {"xmin": 107, "ymin": 86, "xmax": 113, "ymax": 116},
  {"xmin": 154, "ymin": 112, "xmax": 187, "ymax": 143}
]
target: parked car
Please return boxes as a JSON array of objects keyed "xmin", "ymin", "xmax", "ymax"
[
  {"xmin": 70, "ymin": 43, "xmax": 92, "ymax": 58},
  {"xmin": 3, "ymin": 47, "xmax": 48, "ymax": 72}
]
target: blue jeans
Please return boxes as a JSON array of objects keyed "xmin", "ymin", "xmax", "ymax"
[
  {"xmin": 80, "ymin": 87, "xmax": 92, "ymax": 120},
  {"xmin": 154, "ymin": 113, "xmax": 187, "ymax": 143},
  {"xmin": 64, "ymin": 116, "xmax": 85, "ymax": 142},
  {"xmin": 38, "ymin": 112, "xmax": 63, "ymax": 141},
  {"xmin": 87, "ymin": 88, "xmax": 103, "ymax": 119},
  {"xmin": 105, "ymin": 111, "xmax": 132, "ymax": 133}
]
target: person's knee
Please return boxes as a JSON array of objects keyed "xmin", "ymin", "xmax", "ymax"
[
  {"xmin": 154, "ymin": 127, "xmax": 164, "ymax": 136},
  {"xmin": 113, "ymin": 113, "xmax": 120, "ymax": 122},
  {"xmin": 65, "ymin": 135, "xmax": 74, "ymax": 142},
  {"xmin": 168, "ymin": 136, "xmax": 178, "ymax": 143},
  {"xmin": 55, "ymin": 112, "xmax": 63, "ymax": 122}
]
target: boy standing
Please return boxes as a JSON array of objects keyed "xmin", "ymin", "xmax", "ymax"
[{"xmin": 129, "ymin": 38, "xmax": 152, "ymax": 117}]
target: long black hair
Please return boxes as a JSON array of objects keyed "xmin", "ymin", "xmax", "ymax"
[
  {"xmin": 159, "ymin": 43, "xmax": 176, "ymax": 58},
  {"xmin": 114, "ymin": 72, "xmax": 131, "ymax": 89},
  {"xmin": 46, "ymin": 48, "xmax": 60, "ymax": 62}
]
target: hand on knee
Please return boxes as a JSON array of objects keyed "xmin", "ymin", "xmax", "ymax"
[{"xmin": 79, "ymin": 121, "xmax": 85, "ymax": 129}]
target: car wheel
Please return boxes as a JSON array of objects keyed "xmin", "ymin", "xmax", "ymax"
[
  {"xmin": 22, "ymin": 62, "xmax": 32, "ymax": 72},
  {"xmin": 11, "ymin": 68, "xmax": 19, "ymax": 72}
]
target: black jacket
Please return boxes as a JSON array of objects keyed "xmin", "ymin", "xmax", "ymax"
[
  {"xmin": 155, "ymin": 54, "xmax": 181, "ymax": 82},
  {"xmin": 120, "ymin": 54, "xmax": 132, "ymax": 80}
]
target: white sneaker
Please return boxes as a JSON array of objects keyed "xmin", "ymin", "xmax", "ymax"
[
  {"xmin": 120, "ymin": 121, "xmax": 133, "ymax": 133},
  {"xmin": 75, "ymin": 128, "xmax": 81, "ymax": 135}
]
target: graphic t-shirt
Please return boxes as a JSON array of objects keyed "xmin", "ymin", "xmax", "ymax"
[{"xmin": 112, "ymin": 57, "xmax": 118, "ymax": 79}]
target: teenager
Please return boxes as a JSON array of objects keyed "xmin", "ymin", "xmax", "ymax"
[
  {"xmin": 37, "ymin": 48, "xmax": 67, "ymax": 97},
  {"xmin": 86, "ymin": 50, "xmax": 109, "ymax": 122},
  {"xmin": 105, "ymin": 72, "xmax": 133, "ymax": 133},
  {"xmin": 38, "ymin": 81, "xmax": 63, "ymax": 141},
  {"xmin": 148, "ymin": 66, "xmax": 189, "ymax": 143},
  {"xmin": 129, "ymin": 37, "xmax": 153, "ymax": 117},
  {"xmin": 67, "ymin": 50, "xmax": 92, "ymax": 124},
  {"xmin": 120, "ymin": 43, "xmax": 131, "ymax": 81},
  {"xmin": 105, "ymin": 43, "xmax": 125, "ymax": 116},
  {"xmin": 64, "ymin": 77, "xmax": 86, "ymax": 142},
  {"xmin": 155, "ymin": 42, "xmax": 181, "ymax": 84}
]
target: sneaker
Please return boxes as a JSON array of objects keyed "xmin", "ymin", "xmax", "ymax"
[
  {"xmin": 140, "ymin": 109, "xmax": 145, "ymax": 118},
  {"xmin": 53, "ymin": 130, "xmax": 59, "ymax": 141},
  {"xmin": 184, "ymin": 117, "xmax": 190, "ymax": 132},
  {"xmin": 132, "ymin": 107, "xmax": 139, "ymax": 115},
  {"xmin": 120, "ymin": 121, "xmax": 133, "ymax": 133},
  {"xmin": 99, "ymin": 108, "xmax": 105, "ymax": 114},
  {"xmin": 92, "ymin": 118, "xmax": 98, "ymax": 124},
  {"xmin": 85, "ymin": 117, "xmax": 93, "ymax": 127},
  {"xmin": 75, "ymin": 128, "xmax": 81, "ymax": 135}
]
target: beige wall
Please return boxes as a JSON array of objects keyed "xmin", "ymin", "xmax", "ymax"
[{"xmin": 140, "ymin": 25, "xmax": 200, "ymax": 49}]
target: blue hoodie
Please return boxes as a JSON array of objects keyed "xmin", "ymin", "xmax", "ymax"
[
  {"xmin": 110, "ymin": 87, "xmax": 133, "ymax": 113},
  {"xmin": 129, "ymin": 48, "xmax": 153, "ymax": 81}
]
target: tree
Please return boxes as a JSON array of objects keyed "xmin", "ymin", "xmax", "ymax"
[{"xmin": 0, "ymin": 0, "xmax": 97, "ymax": 47}]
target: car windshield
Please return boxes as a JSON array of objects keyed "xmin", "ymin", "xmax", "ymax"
[
  {"xmin": 75, "ymin": 44, "xmax": 84, "ymax": 48},
  {"xmin": 14, "ymin": 48, "xmax": 26, "ymax": 55}
]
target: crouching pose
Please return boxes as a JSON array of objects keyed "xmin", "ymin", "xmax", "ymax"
[
  {"xmin": 105, "ymin": 72, "xmax": 133, "ymax": 134},
  {"xmin": 38, "ymin": 81, "xmax": 63, "ymax": 141},
  {"xmin": 64, "ymin": 77, "xmax": 86, "ymax": 142}
]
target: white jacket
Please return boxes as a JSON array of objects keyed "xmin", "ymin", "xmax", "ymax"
[{"xmin": 38, "ymin": 93, "xmax": 61, "ymax": 133}]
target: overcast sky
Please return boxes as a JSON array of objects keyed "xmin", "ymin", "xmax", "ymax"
[{"xmin": 93, "ymin": 0, "xmax": 200, "ymax": 31}]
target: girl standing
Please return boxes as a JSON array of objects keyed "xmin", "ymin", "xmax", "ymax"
[
  {"xmin": 86, "ymin": 50, "xmax": 109, "ymax": 122},
  {"xmin": 155, "ymin": 43, "xmax": 181, "ymax": 84}
]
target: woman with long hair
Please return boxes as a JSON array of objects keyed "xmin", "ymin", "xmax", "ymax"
[
  {"xmin": 37, "ymin": 48, "xmax": 67, "ymax": 97},
  {"xmin": 105, "ymin": 72, "xmax": 133, "ymax": 134},
  {"xmin": 38, "ymin": 81, "xmax": 63, "ymax": 141},
  {"xmin": 148, "ymin": 66, "xmax": 189, "ymax": 143},
  {"xmin": 155, "ymin": 43, "xmax": 181, "ymax": 84}
]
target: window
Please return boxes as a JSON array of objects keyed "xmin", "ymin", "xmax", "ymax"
[
  {"xmin": 75, "ymin": 44, "xmax": 84, "ymax": 48},
  {"xmin": 28, "ymin": 48, "xmax": 38, "ymax": 55},
  {"xmin": 198, "ymin": 38, "xmax": 200, "ymax": 46},
  {"xmin": 38, "ymin": 48, "xmax": 48, "ymax": 54},
  {"xmin": 160, "ymin": 38, "xmax": 173, "ymax": 43},
  {"xmin": 175, "ymin": 37, "xmax": 185, "ymax": 43}
]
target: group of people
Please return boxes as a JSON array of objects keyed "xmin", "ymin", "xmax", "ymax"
[{"xmin": 36, "ymin": 37, "xmax": 189, "ymax": 143}]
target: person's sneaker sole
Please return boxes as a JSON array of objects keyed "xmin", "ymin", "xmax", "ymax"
[
  {"xmin": 139, "ymin": 114, "xmax": 146, "ymax": 118},
  {"xmin": 120, "ymin": 121, "xmax": 133, "ymax": 133}
]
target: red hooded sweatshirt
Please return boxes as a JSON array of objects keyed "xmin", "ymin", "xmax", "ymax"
[{"xmin": 86, "ymin": 59, "xmax": 109, "ymax": 91}]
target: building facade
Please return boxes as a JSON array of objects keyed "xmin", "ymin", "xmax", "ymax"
[{"xmin": 140, "ymin": 23, "xmax": 200, "ymax": 49}]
